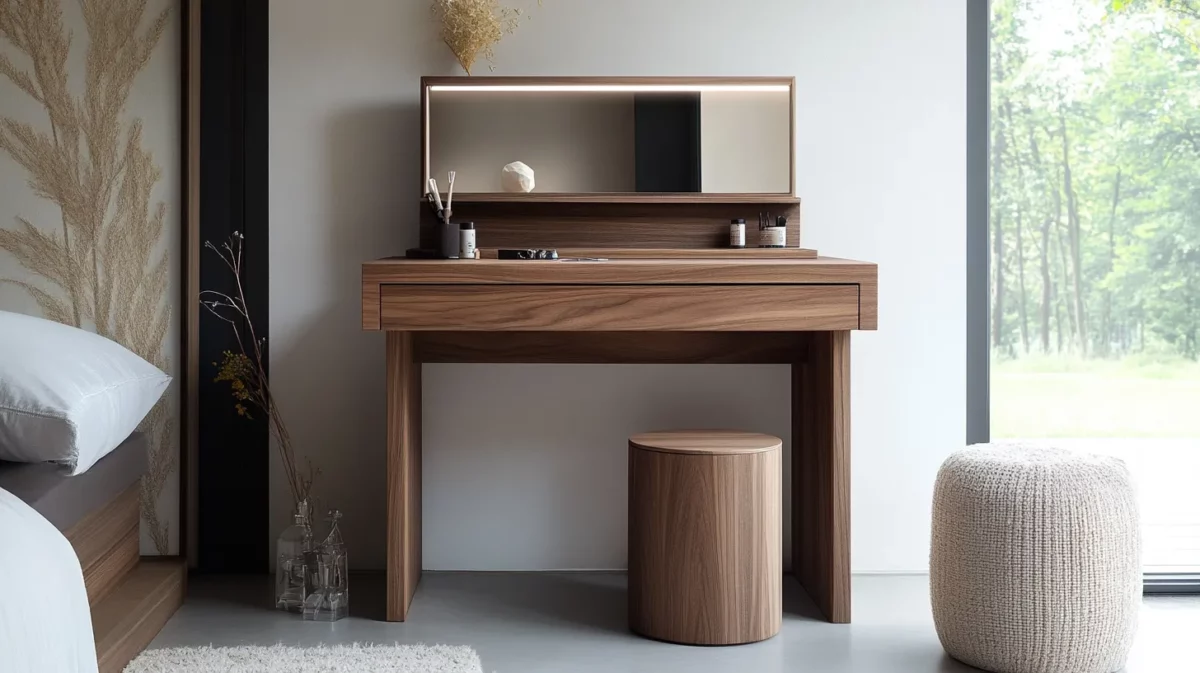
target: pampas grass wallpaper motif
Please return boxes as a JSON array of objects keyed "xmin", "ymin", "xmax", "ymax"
[{"xmin": 0, "ymin": 0, "xmax": 177, "ymax": 554}]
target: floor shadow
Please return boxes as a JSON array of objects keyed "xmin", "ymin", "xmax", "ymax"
[
  {"xmin": 185, "ymin": 573, "xmax": 277, "ymax": 611},
  {"xmin": 418, "ymin": 571, "xmax": 629, "ymax": 635},
  {"xmin": 783, "ymin": 575, "xmax": 841, "ymax": 622},
  {"xmin": 185, "ymin": 572, "xmax": 385, "ymax": 619},
  {"xmin": 186, "ymin": 571, "xmax": 832, "ymax": 635},
  {"xmin": 190, "ymin": 571, "xmax": 629, "ymax": 629},
  {"xmin": 347, "ymin": 571, "xmax": 387, "ymax": 620},
  {"xmin": 938, "ymin": 654, "xmax": 987, "ymax": 672}
]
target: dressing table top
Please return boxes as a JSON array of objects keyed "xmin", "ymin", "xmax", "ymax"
[{"xmin": 363, "ymin": 256, "xmax": 876, "ymax": 285}]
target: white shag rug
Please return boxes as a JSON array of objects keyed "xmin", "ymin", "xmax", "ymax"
[{"xmin": 123, "ymin": 644, "xmax": 483, "ymax": 673}]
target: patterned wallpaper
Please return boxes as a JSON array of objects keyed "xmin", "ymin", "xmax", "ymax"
[{"xmin": 0, "ymin": 0, "xmax": 180, "ymax": 554}]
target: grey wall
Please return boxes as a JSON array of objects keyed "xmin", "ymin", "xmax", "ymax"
[{"xmin": 268, "ymin": 0, "xmax": 967, "ymax": 572}]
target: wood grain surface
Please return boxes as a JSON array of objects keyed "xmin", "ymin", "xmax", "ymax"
[
  {"xmin": 364, "ymin": 256, "xmax": 873, "ymax": 286},
  {"xmin": 380, "ymin": 285, "xmax": 859, "ymax": 332},
  {"xmin": 414, "ymin": 332, "xmax": 800, "ymax": 364},
  {"xmin": 629, "ymin": 430, "xmax": 782, "ymax": 455},
  {"xmin": 386, "ymin": 332, "xmax": 422, "ymax": 621},
  {"xmin": 82, "ymin": 526, "xmax": 139, "ymax": 606},
  {"xmin": 479, "ymin": 247, "xmax": 819, "ymax": 259},
  {"xmin": 422, "ymin": 75, "xmax": 796, "ymax": 87},
  {"xmin": 792, "ymin": 331, "xmax": 852, "ymax": 623},
  {"xmin": 439, "ymin": 193, "xmax": 798, "ymax": 204},
  {"xmin": 361, "ymin": 272, "xmax": 381, "ymax": 330},
  {"xmin": 66, "ymin": 482, "xmax": 141, "ymax": 605},
  {"xmin": 860, "ymin": 271, "xmax": 879, "ymax": 330},
  {"xmin": 182, "ymin": 0, "xmax": 201, "ymax": 562},
  {"xmin": 417, "ymin": 200, "xmax": 801, "ymax": 251},
  {"xmin": 91, "ymin": 558, "xmax": 185, "ymax": 673},
  {"xmin": 629, "ymin": 439, "xmax": 782, "ymax": 645}
]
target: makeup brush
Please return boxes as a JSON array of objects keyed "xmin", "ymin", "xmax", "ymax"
[
  {"xmin": 446, "ymin": 170, "xmax": 456, "ymax": 212},
  {"xmin": 428, "ymin": 178, "xmax": 444, "ymax": 212}
]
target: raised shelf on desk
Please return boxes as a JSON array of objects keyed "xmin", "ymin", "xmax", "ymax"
[
  {"xmin": 430, "ymin": 193, "xmax": 800, "ymax": 204},
  {"xmin": 363, "ymin": 256, "xmax": 874, "ymax": 285},
  {"xmin": 417, "ymin": 198, "xmax": 803, "ymax": 250}
]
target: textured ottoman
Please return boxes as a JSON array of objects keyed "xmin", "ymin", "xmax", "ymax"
[{"xmin": 930, "ymin": 445, "xmax": 1140, "ymax": 673}]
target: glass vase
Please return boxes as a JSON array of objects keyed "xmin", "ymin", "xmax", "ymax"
[
  {"xmin": 275, "ymin": 500, "xmax": 313, "ymax": 613},
  {"xmin": 303, "ymin": 509, "xmax": 349, "ymax": 621}
]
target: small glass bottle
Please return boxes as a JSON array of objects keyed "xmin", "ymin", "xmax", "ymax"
[
  {"xmin": 275, "ymin": 500, "xmax": 312, "ymax": 613},
  {"xmin": 729, "ymin": 219, "xmax": 746, "ymax": 248},
  {"xmin": 303, "ymin": 509, "xmax": 349, "ymax": 621},
  {"xmin": 459, "ymin": 222, "xmax": 476, "ymax": 259}
]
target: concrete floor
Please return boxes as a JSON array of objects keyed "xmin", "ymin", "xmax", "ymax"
[{"xmin": 150, "ymin": 573, "xmax": 1199, "ymax": 672}]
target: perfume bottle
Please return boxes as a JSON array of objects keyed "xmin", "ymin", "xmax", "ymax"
[
  {"xmin": 303, "ymin": 509, "xmax": 349, "ymax": 621},
  {"xmin": 275, "ymin": 500, "xmax": 312, "ymax": 612}
]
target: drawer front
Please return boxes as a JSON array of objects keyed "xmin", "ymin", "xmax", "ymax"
[{"xmin": 379, "ymin": 285, "xmax": 859, "ymax": 331}]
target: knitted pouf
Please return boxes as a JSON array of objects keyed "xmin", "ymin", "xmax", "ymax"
[{"xmin": 930, "ymin": 445, "xmax": 1141, "ymax": 673}]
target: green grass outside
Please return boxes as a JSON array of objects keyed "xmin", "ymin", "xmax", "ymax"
[{"xmin": 992, "ymin": 355, "xmax": 1200, "ymax": 438}]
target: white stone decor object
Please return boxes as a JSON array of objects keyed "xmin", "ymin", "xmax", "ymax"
[
  {"xmin": 501, "ymin": 161, "xmax": 535, "ymax": 193},
  {"xmin": 930, "ymin": 444, "xmax": 1141, "ymax": 673}
]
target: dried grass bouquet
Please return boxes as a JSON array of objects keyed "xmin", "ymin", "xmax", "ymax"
[{"xmin": 431, "ymin": 0, "xmax": 541, "ymax": 75}]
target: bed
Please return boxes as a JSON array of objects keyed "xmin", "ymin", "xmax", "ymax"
[{"xmin": 0, "ymin": 434, "xmax": 185, "ymax": 673}]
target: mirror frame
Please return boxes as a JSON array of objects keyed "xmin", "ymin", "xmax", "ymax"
[{"xmin": 421, "ymin": 76, "xmax": 796, "ymax": 203}]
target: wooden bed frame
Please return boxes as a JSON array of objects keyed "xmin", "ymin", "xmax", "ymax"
[{"xmin": 65, "ymin": 481, "xmax": 186, "ymax": 673}]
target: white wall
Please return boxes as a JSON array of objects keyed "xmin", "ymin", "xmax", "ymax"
[{"xmin": 269, "ymin": 0, "xmax": 966, "ymax": 573}]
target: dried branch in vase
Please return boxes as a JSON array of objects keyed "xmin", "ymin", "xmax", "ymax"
[
  {"xmin": 202, "ymin": 233, "xmax": 316, "ymax": 511},
  {"xmin": 431, "ymin": 0, "xmax": 542, "ymax": 75}
]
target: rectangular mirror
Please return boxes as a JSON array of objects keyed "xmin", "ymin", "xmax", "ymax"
[{"xmin": 423, "ymin": 78, "xmax": 794, "ymax": 197}]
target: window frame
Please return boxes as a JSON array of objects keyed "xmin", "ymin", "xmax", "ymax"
[{"xmin": 966, "ymin": 0, "xmax": 1199, "ymax": 594}]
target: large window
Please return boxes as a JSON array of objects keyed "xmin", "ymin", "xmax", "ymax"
[{"xmin": 987, "ymin": 0, "xmax": 1200, "ymax": 583}]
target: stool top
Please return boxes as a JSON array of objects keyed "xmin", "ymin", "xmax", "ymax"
[
  {"xmin": 629, "ymin": 430, "xmax": 782, "ymax": 456},
  {"xmin": 939, "ymin": 444, "xmax": 1133, "ymax": 498},
  {"xmin": 946, "ymin": 444, "xmax": 1128, "ymax": 473}
]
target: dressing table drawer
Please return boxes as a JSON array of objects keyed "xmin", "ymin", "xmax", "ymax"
[{"xmin": 378, "ymin": 284, "xmax": 860, "ymax": 331}]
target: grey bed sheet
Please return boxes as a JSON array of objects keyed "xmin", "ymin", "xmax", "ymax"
[{"xmin": 0, "ymin": 433, "xmax": 147, "ymax": 533}]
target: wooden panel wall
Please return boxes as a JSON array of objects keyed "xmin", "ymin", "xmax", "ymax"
[{"xmin": 418, "ymin": 200, "xmax": 801, "ymax": 251}]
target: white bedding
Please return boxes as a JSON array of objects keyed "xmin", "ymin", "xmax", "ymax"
[{"xmin": 0, "ymin": 486, "xmax": 99, "ymax": 673}]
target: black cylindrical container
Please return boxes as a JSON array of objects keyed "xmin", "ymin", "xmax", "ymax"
[{"xmin": 439, "ymin": 212, "xmax": 459, "ymax": 259}]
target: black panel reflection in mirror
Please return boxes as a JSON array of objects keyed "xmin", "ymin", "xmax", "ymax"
[{"xmin": 425, "ymin": 80, "xmax": 793, "ymax": 195}]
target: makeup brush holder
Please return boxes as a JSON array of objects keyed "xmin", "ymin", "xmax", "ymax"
[{"xmin": 439, "ymin": 210, "xmax": 459, "ymax": 259}]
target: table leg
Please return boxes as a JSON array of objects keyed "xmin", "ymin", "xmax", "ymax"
[
  {"xmin": 386, "ymin": 331, "xmax": 422, "ymax": 621},
  {"xmin": 792, "ymin": 330, "xmax": 851, "ymax": 623}
]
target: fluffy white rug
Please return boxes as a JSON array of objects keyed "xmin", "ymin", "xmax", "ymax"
[{"xmin": 123, "ymin": 643, "xmax": 483, "ymax": 673}]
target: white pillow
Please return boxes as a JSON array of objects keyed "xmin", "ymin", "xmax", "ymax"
[{"xmin": 0, "ymin": 310, "xmax": 171, "ymax": 475}]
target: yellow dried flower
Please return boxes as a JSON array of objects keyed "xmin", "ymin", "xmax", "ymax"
[
  {"xmin": 214, "ymin": 351, "xmax": 257, "ymax": 416},
  {"xmin": 431, "ymin": 0, "xmax": 540, "ymax": 75}
]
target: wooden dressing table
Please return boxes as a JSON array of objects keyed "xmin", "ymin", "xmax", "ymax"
[
  {"xmin": 361, "ymin": 254, "xmax": 876, "ymax": 624},
  {"xmin": 362, "ymin": 75, "xmax": 877, "ymax": 626}
]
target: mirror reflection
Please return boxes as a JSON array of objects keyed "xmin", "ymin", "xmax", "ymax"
[{"xmin": 427, "ymin": 84, "xmax": 792, "ymax": 194}]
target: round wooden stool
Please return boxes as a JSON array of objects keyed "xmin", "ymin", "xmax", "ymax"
[{"xmin": 628, "ymin": 430, "xmax": 782, "ymax": 645}]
